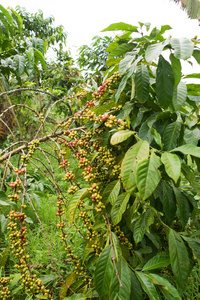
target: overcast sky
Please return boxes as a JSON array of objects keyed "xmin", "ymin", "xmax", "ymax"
[
  {"xmin": 1, "ymin": 0, "xmax": 200, "ymax": 49},
  {"xmin": 1, "ymin": 0, "xmax": 200, "ymax": 75}
]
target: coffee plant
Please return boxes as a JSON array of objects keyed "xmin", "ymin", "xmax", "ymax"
[{"xmin": 1, "ymin": 20, "xmax": 200, "ymax": 300}]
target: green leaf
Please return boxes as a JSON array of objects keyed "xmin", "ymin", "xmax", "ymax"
[
  {"xmin": 146, "ymin": 273, "xmax": 181, "ymax": 299},
  {"xmin": 160, "ymin": 182, "xmax": 176, "ymax": 225},
  {"xmin": 145, "ymin": 42, "xmax": 166, "ymax": 62},
  {"xmin": 168, "ymin": 229, "xmax": 190, "ymax": 288},
  {"xmin": 0, "ymin": 5, "xmax": 13, "ymax": 25},
  {"xmin": 0, "ymin": 248, "xmax": 9, "ymax": 268},
  {"xmin": 171, "ymin": 38, "xmax": 194, "ymax": 60},
  {"xmin": 13, "ymin": 54, "xmax": 25, "ymax": 76},
  {"xmin": 110, "ymin": 130, "xmax": 135, "ymax": 145},
  {"xmin": 109, "ymin": 43, "xmax": 136, "ymax": 59},
  {"xmin": 161, "ymin": 152, "xmax": 181, "ymax": 183},
  {"xmin": 119, "ymin": 55, "xmax": 135, "ymax": 75},
  {"xmin": 66, "ymin": 188, "xmax": 88, "ymax": 224},
  {"xmin": 59, "ymin": 273, "xmax": 77, "ymax": 299},
  {"xmin": 156, "ymin": 55, "xmax": 174, "ymax": 108},
  {"xmin": 34, "ymin": 49, "xmax": 47, "ymax": 69},
  {"xmin": 171, "ymin": 144, "xmax": 200, "ymax": 158},
  {"xmin": 193, "ymin": 49, "xmax": 200, "ymax": 64},
  {"xmin": 0, "ymin": 214, "xmax": 8, "ymax": 232},
  {"xmin": 151, "ymin": 129, "xmax": 163, "ymax": 149},
  {"xmin": 142, "ymin": 253, "xmax": 170, "ymax": 271},
  {"xmin": 169, "ymin": 53, "xmax": 182, "ymax": 88},
  {"xmin": 121, "ymin": 140, "xmax": 149, "ymax": 191},
  {"xmin": 172, "ymin": 81, "xmax": 187, "ymax": 111},
  {"xmin": 181, "ymin": 236, "xmax": 200, "ymax": 260},
  {"xmin": 110, "ymin": 257, "xmax": 131, "ymax": 300},
  {"xmin": 137, "ymin": 152, "xmax": 161, "ymax": 200},
  {"xmin": 135, "ymin": 64, "xmax": 150, "ymax": 103},
  {"xmin": 133, "ymin": 213, "xmax": 146, "ymax": 243},
  {"xmin": 0, "ymin": 200, "xmax": 10, "ymax": 206},
  {"xmin": 163, "ymin": 121, "xmax": 181, "ymax": 151},
  {"xmin": 111, "ymin": 192, "xmax": 130, "ymax": 225},
  {"xmin": 184, "ymin": 127, "xmax": 200, "ymax": 146},
  {"xmin": 173, "ymin": 187, "xmax": 190, "ymax": 228},
  {"xmin": 130, "ymin": 271, "xmax": 143, "ymax": 300},
  {"xmin": 136, "ymin": 271, "xmax": 159, "ymax": 300},
  {"xmin": 94, "ymin": 245, "xmax": 114, "ymax": 298},
  {"xmin": 116, "ymin": 56, "xmax": 142, "ymax": 100},
  {"xmin": 102, "ymin": 180, "xmax": 121, "ymax": 204},
  {"xmin": 102, "ymin": 22, "xmax": 138, "ymax": 32}
]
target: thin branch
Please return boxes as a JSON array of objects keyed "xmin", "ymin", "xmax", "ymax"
[
  {"xmin": 0, "ymin": 82, "xmax": 23, "ymax": 139},
  {"xmin": 0, "ymin": 88, "xmax": 59, "ymax": 99},
  {"xmin": 0, "ymin": 130, "xmax": 64, "ymax": 162}
]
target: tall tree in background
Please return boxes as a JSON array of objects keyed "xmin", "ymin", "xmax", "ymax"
[{"xmin": 172, "ymin": 0, "xmax": 200, "ymax": 20}]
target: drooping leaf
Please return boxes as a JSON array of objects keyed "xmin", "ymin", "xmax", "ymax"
[
  {"xmin": 130, "ymin": 271, "xmax": 143, "ymax": 300},
  {"xmin": 168, "ymin": 229, "xmax": 190, "ymax": 288},
  {"xmin": 142, "ymin": 253, "xmax": 170, "ymax": 271},
  {"xmin": 151, "ymin": 129, "xmax": 163, "ymax": 149},
  {"xmin": 111, "ymin": 192, "xmax": 130, "ymax": 225},
  {"xmin": 135, "ymin": 64, "xmax": 150, "ymax": 103},
  {"xmin": 116, "ymin": 56, "xmax": 142, "ymax": 100},
  {"xmin": 161, "ymin": 152, "xmax": 181, "ymax": 183},
  {"xmin": 34, "ymin": 49, "xmax": 47, "ymax": 69},
  {"xmin": 193, "ymin": 49, "xmax": 200, "ymax": 64},
  {"xmin": 163, "ymin": 121, "xmax": 182, "ymax": 151},
  {"xmin": 102, "ymin": 180, "xmax": 121, "ymax": 204},
  {"xmin": 156, "ymin": 55, "xmax": 175, "ymax": 108},
  {"xmin": 171, "ymin": 38, "xmax": 194, "ymax": 60},
  {"xmin": 109, "ymin": 257, "xmax": 131, "ymax": 300},
  {"xmin": 171, "ymin": 144, "xmax": 200, "ymax": 158},
  {"xmin": 59, "ymin": 273, "xmax": 77, "ymax": 299},
  {"xmin": 110, "ymin": 130, "xmax": 135, "ymax": 145},
  {"xmin": 181, "ymin": 236, "xmax": 200, "ymax": 260},
  {"xmin": 169, "ymin": 53, "xmax": 181, "ymax": 88},
  {"xmin": 145, "ymin": 42, "xmax": 166, "ymax": 62},
  {"xmin": 136, "ymin": 152, "xmax": 161, "ymax": 200},
  {"xmin": 160, "ymin": 181, "xmax": 176, "ymax": 225},
  {"xmin": 146, "ymin": 273, "xmax": 181, "ymax": 299},
  {"xmin": 109, "ymin": 43, "xmax": 136, "ymax": 59},
  {"xmin": 172, "ymin": 81, "xmax": 187, "ymax": 111},
  {"xmin": 94, "ymin": 245, "xmax": 114, "ymax": 298},
  {"xmin": 119, "ymin": 55, "xmax": 135, "ymax": 75},
  {"xmin": 136, "ymin": 271, "xmax": 159, "ymax": 300},
  {"xmin": 66, "ymin": 188, "xmax": 89, "ymax": 224},
  {"xmin": 121, "ymin": 140, "xmax": 149, "ymax": 191},
  {"xmin": 133, "ymin": 213, "xmax": 146, "ymax": 244},
  {"xmin": 13, "ymin": 54, "xmax": 25, "ymax": 76},
  {"xmin": 181, "ymin": 163, "xmax": 200, "ymax": 194},
  {"xmin": 102, "ymin": 22, "xmax": 138, "ymax": 32},
  {"xmin": 184, "ymin": 127, "xmax": 200, "ymax": 146},
  {"xmin": 173, "ymin": 187, "xmax": 190, "ymax": 228}
]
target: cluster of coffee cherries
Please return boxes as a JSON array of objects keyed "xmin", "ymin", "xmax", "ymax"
[
  {"xmin": 0, "ymin": 277, "xmax": 10, "ymax": 300},
  {"xmin": 7, "ymin": 210, "xmax": 53, "ymax": 299},
  {"xmin": 92, "ymin": 71, "xmax": 122, "ymax": 100},
  {"xmin": 113, "ymin": 226, "xmax": 133, "ymax": 250},
  {"xmin": 21, "ymin": 139, "xmax": 40, "ymax": 164}
]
